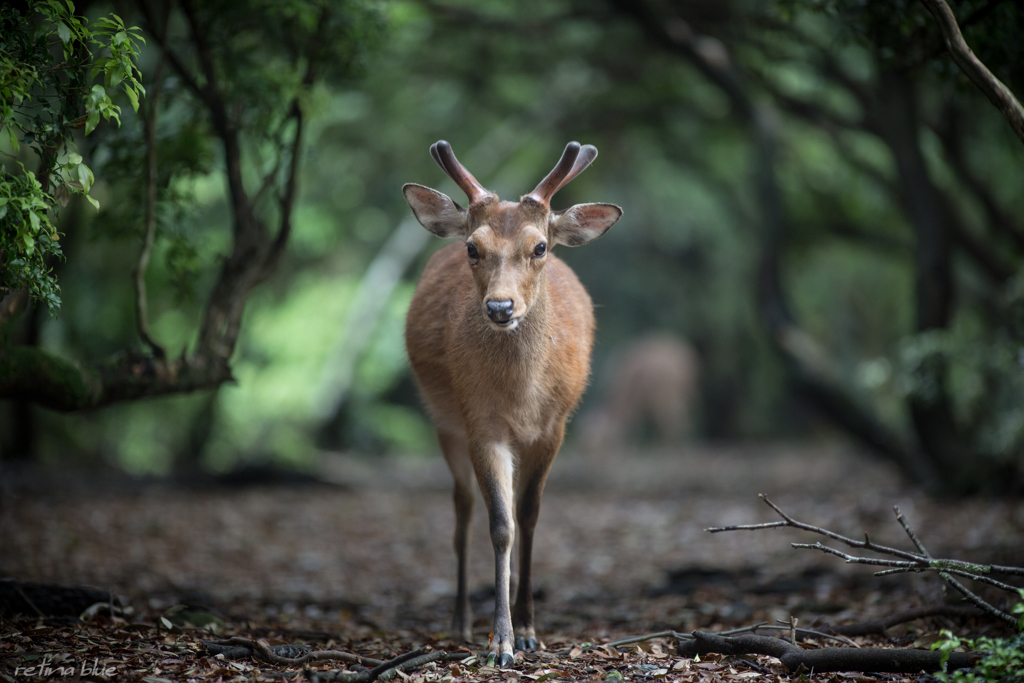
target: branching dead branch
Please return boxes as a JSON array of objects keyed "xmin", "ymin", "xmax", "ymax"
[{"xmin": 707, "ymin": 495, "xmax": 1024, "ymax": 627}]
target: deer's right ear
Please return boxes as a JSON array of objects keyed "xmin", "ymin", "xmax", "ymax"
[{"xmin": 403, "ymin": 183, "xmax": 468, "ymax": 238}]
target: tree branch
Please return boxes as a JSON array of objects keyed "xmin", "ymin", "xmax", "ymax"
[
  {"xmin": 919, "ymin": 0, "xmax": 1024, "ymax": 146},
  {"xmin": 261, "ymin": 101, "xmax": 303, "ymax": 282},
  {"xmin": 133, "ymin": 3, "xmax": 170, "ymax": 360},
  {"xmin": 179, "ymin": 0, "xmax": 255, "ymax": 235},
  {"xmin": 0, "ymin": 345, "xmax": 233, "ymax": 411},
  {"xmin": 932, "ymin": 109, "xmax": 1024, "ymax": 254},
  {"xmin": 136, "ymin": 0, "xmax": 204, "ymax": 100},
  {"xmin": 944, "ymin": 197, "xmax": 1016, "ymax": 285}
]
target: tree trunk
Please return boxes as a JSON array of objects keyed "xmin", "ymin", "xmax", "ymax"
[{"xmin": 875, "ymin": 70, "xmax": 975, "ymax": 492}]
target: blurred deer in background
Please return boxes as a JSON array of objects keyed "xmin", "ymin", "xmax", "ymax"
[
  {"xmin": 403, "ymin": 140, "xmax": 622, "ymax": 666},
  {"xmin": 581, "ymin": 335, "xmax": 700, "ymax": 456}
]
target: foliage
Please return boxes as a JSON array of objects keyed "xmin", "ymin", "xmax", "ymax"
[
  {"xmin": 3, "ymin": 0, "xmax": 1023, "ymax": 480},
  {"xmin": 0, "ymin": 0, "xmax": 144, "ymax": 313},
  {"xmin": 933, "ymin": 590, "xmax": 1024, "ymax": 682},
  {"xmin": 933, "ymin": 622, "xmax": 1024, "ymax": 682}
]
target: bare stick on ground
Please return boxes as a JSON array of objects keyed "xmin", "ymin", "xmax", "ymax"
[
  {"xmin": 203, "ymin": 636, "xmax": 384, "ymax": 667},
  {"xmin": 676, "ymin": 630, "xmax": 980, "ymax": 674},
  {"xmin": 202, "ymin": 638, "xmax": 472, "ymax": 683}
]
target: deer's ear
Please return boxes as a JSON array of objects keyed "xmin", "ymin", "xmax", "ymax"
[
  {"xmin": 550, "ymin": 203, "xmax": 622, "ymax": 246},
  {"xmin": 403, "ymin": 183, "xmax": 468, "ymax": 238}
]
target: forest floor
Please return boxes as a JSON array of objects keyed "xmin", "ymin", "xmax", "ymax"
[{"xmin": 2, "ymin": 441, "xmax": 1023, "ymax": 682}]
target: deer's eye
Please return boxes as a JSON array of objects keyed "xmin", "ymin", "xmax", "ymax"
[
  {"xmin": 467, "ymin": 243, "xmax": 479, "ymax": 259},
  {"xmin": 533, "ymin": 242, "xmax": 547, "ymax": 257}
]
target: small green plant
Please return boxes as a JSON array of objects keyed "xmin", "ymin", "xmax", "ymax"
[
  {"xmin": 932, "ymin": 592, "xmax": 1024, "ymax": 683},
  {"xmin": 1, "ymin": 1, "xmax": 145, "ymax": 313}
]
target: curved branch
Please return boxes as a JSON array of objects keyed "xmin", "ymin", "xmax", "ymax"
[{"xmin": 919, "ymin": 0, "xmax": 1024, "ymax": 146}]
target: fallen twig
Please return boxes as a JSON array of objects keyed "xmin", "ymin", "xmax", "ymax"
[
  {"xmin": 306, "ymin": 649, "xmax": 472, "ymax": 683},
  {"xmin": 554, "ymin": 621, "xmax": 858, "ymax": 656},
  {"xmin": 676, "ymin": 630, "xmax": 981, "ymax": 673},
  {"xmin": 203, "ymin": 636, "xmax": 384, "ymax": 667},
  {"xmin": 707, "ymin": 495, "xmax": 1024, "ymax": 627},
  {"xmin": 203, "ymin": 637, "xmax": 475, "ymax": 682}
]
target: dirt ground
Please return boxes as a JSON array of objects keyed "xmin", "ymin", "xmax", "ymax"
[{"xmin": 2, "ymin": 441, "xmax": 1023, "ymax": 681}]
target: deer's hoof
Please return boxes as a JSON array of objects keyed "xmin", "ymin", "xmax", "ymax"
[
  {"xmin": 486, "ymin": 652, "xmax": 515, "ymax": 669},
  {"xmin": 514, "ymin": 637, "xmax": 538, "ymax": 651}
]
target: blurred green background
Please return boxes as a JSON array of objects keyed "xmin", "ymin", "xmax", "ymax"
[{"xmin": 2, "ymin": 0, "xmax": 1023, "ymax": 494}]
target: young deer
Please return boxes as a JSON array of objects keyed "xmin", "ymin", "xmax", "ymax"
[{"xmin": 403, "ymin": 141, "xmax": 622, "ymax": 666}]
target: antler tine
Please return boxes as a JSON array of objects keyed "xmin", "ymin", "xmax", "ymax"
[
  {"xmin": 553, "ymin": 144, "xmax": 598, "ymax": 196},
  {"xmin": 429, "ymin": 140, "xmax": 494, "ymax": 205},
  {"xmin": 527, "ymin": 141, "xmax": 581, "ymax": 207},
  {"xmin": 527, "ymin": 142, "xmax": 599, "ymax": 207}
]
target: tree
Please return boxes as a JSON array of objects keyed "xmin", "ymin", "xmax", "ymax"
[
  {"xmin": 0, "ymin": 0, "xmax": 383, "ymax": 413},
  {"xmin": 1, "ymin": 0, "xmax": 144, "ymax": 313},
  {"xmin": 604, "ymin": 0, "xmax": 1024, "ymax": 492}
]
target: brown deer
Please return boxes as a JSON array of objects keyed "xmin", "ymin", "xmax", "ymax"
[
  {"xmin": 581, "ymin": 335, "xmax": 700, "ymax": 456},
  {"xmin": 403, "ymin": 141, "xmax": 622, "ymax": 666}
]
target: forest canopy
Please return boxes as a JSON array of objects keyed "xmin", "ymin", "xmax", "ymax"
[{"xmin": 1, "ymin": 0, "xmax": 1022, "ymax": 494}]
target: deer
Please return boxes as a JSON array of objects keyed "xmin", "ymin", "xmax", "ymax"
[
  {"xmin": 403, "ymin": 140, "xmax": 622, "ymax": 667},
  {"xmin": 581, "ymin": 335, "xmax": 701, "ymax": 457}
]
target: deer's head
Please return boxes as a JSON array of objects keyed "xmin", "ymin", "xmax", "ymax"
[{"xmin": 403, "ymin": 141, "xmax": 622, "ymax": 331}]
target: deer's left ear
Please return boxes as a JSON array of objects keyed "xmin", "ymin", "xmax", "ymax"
[{"xmin": 549, "ymin": 203, "xmax": 623, "ymax": 247}]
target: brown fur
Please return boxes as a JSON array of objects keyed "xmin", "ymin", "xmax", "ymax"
[{"xmin": 403, "ymin": 142, "xmax": 621, "ymax": 664}]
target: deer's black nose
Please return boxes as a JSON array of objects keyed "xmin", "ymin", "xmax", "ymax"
[{"xmin": 486, "ymin": 299, "xmax": 514, "ymax": 323}]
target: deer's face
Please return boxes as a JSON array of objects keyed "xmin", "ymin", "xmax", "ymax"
[
  {"xmin": 403, "ymin": 140, "xmax": 622, "ymax": 331},
  {"xmin": 464, "ymin": 202, "xmax": 550, "ymax": 331}
]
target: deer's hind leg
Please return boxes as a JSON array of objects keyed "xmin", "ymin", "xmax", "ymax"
[{"xmin": 437, "ymin": 427, "xmax": 475, "ymax": 642}]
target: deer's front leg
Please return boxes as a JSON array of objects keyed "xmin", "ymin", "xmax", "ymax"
[
  {"xmin": 512, "ymin": 425, "xmax": 563, "ymax": 651},
  {"xmin": 471, "ymin": 441, "xmax": 516, "ymax": 668}
]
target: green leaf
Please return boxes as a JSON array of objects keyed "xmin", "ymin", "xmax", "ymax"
[
  {"xmin": 28, "ymin": 210, "xmax": 41, "ymax": 232},
  {"xmin": 125, "ymin": 86, "xmax": 139, "ymax": 113},
  {"xmin": 86, "ymin": 195, "xmax": 100, "ymax": 210},
  {"xmin": 57, "ymin": 21, "xmax": 71, "ymax": 44},
  {"xmin": 76, "ymin": 162, "xmax": 93, "ymax": 190},
  {"xmin": 67, "ymin": 152, "xmax": 82, "ymax": 165},
  {"xmin": 7, "ymin": 125, "xmax": 18, "ymax": 155}
]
